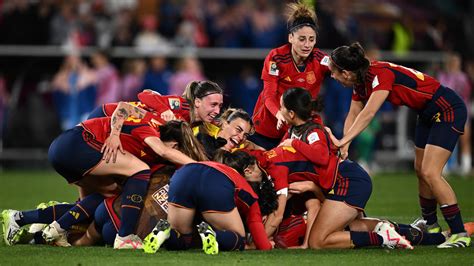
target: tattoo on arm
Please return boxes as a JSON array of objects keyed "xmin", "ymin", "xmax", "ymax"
[{"xmin": 133, "ymin": 106, "xmax": 146, "ymax": 119}]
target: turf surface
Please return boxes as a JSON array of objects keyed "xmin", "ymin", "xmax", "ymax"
[{"xmin": 0, "ymin": 170, "xmax": 473, "ymax": 265}]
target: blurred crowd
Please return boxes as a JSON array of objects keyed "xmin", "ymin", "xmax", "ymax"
[{"xmin": 0, "ymin": 0, "xmax": 473, "ymax": 54}]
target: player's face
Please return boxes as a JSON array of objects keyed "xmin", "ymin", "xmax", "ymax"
[
  {"xmin": 289, "ymin": 27, "xmax": 316, "ymax": 60},
  {"xmin": 194, "ymin": 93, "xmax": 223, "ymax": 122},
  {"xmin": 244, "ymin": 163, "xmax": 263, "ymax": 182},
  {"xmin": 219, "ymin": 118, "xmax": 252, "ymax": 150},
  {"xmin": 328, "ymin": 60, "xmax": 357, "ymax": 87},
  {"xmin": 279, "ymin": 96, "xmax": 294, "ymax": 125}
]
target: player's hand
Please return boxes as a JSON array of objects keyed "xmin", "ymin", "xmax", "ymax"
[
  {"xmin": 278, "ymin": 138, "xmax": 293, "ymax": 147},
  {"xmin": 101, "ymin": 134, "xmax": 125, "ymax": 163},
  {"xmin": 160, "ymin": 110, "xmax": 176, "ymax": 122},
  {"xmin": 289, "ymin": 181, "xmax": 316, "ymax": 194},
  {"xmin": 276, "ymin": 111, "xmax": 286, "ymax": 130},
  {"xmin": 339, "ymin": 143, "xmax": 350, "ymax": 160},
  {"xmin": 324, "ymin": 126, "xmax": 341, "ymax": 147}
]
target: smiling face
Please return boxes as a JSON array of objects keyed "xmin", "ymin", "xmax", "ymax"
[
  {"xmin": 288, "ymin": 26, "xmax": 316, "ymax": 62},
  {"xmin": 328, "ymin": 60, "xmax": 357, "ymax": 87},
  {"xmin": 194, "ymin": 93, "xmax": 223, "ymax": 122},
  {"xmin": 218, "ymin": 117, "xmax": 252, "ymax": 150}
]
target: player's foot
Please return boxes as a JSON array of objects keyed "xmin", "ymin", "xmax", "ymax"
[
  {"xmin": 42, "ymin": 221, "xmax": 71, "ymax": 247},
  {"xmin": 143, "ymin": 219, "xmax": 170, "ymax": 253},
  {"xmin": 437, "ymin": 232, "xmax": 471, "ymax": 248},
  {"xmin": 2, "ymin": 209, "xmax": 22, "ymax": 246},
  {"xmin": 375, "ymin": 221, "xmax": 413, "ymax": 250},
  {"xmin": 410, "ymin": 218, "xmax": 441, "ymax": 233},
  {"xmin": 462, "ymin": 222, "xmax": 474, "ymax": 236},
  {"xmin": 114, "ymin": 234, "xmax": 143, "ymax": 250},
  {"xmin": 197, "ymin": 221, "xmax": 218, "ymax": 255}
]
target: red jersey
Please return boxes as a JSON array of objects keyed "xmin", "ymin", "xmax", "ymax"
[
  {"xmin": 81, "ymin": 116, "xmax": 164, "ymax": 166},
  {"xmin": 138, "ymin": 90, "xmax": 191, "ymax": 122},
  {"xmin": 253, "ymin": 44, "xmax": 330, "ymax": 139},
  {"xmin": 353, "ymin": 61, "xmax": 441, "ymax": 111},
  {"xmin": 198, "ymin": 161, "xmax": 272, "ymax": 250}
]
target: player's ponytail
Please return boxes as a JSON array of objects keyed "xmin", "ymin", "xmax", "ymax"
[
  {"xmin": 182, "ymin": 80, "xmax": 223, "ymax": 123},
  {"xmin": 159, "ymin": 120, "xmax": 208, "ymax": 161},
  {"xmin": 330, "ymin": 42, "xmax": 370, "ymax": 83},
  {"xmin": 282, "ymin": 87, "xmax": 323, "ymax": 121},
  {"xmin": 286, "ymin": 2, "xmax": 318, "ymax": 34}
]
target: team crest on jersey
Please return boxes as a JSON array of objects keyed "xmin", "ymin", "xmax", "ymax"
[
  {"xmin": 168, "ymin": 98, "xmax": 181, "ymax": 110},
  {"xmin": 306, "ymin": 71, "xmax": 316, "ymax": 84},
  {"xmin": 152, "ymin": 184, "xmax": 169, "ymax": 213},
  {"xmin": 265, "ymin": 150, "xmax": 277, "ymax": 159},
  {"xmin": 269, "ymin": 61, "xmax": 279, "ymax": 76}
]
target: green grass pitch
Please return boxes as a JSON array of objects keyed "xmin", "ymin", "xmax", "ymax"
[{"xmin": 0, "ymin": 170, "xmax": 473, "ymax": 265}]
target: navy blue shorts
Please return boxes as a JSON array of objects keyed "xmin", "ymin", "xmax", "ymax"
[
  {"xmin": 48, "ymin": 126, "xmax": 103, "ymax": 183},
  {"xmin": 415, "ymin": 86, "xmax": 467, "ymax": 152},
  {"xmin": 87, "ymin": 105, "xmax": 107, "ymax": 119},
  {"xmin": 168, "ymin": 163, "xmax": 236, "ymax": 213},
  {"xmin": 326, "ymin": 160, "xmax": 372, "ymax": 210},
  {"xmin": 248, "ymin": 132, "xmax": 281, "ymax": 150}
]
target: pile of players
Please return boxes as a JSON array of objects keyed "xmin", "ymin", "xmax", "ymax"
[{"xmin": 2, "ymin": 1, "xmax": 472, "ymax": 254}]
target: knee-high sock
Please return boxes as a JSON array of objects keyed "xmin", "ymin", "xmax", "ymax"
[
  {"xmin": 16, "ymin": 204, "xmax": 74, "ymax": 227},
  {"xmin": 419, "ymin": 196, "xmax": 438, "ymax": 225},
  {"xmin": 215, "ymin": 230, "xmax": 245, "ymax": 251},
  {"xmin": 397, "ymin": 223, "xmax": 445, "ymax": 245},
  {"xmin": 441, "ymin": 204, "xmax": 466, "ymax": 234},
  {"xmin": 57, "ymin": 193, "xmax": 104, "ymax": 230},
  {"xmin": 164, "ymin": 229, "xmax": 194, "ymax": 250},
  {"xmin": 118, "ymin": 170, "xmax": 150, "ymax": 237},
  {"xmin": 350, "ymin": 231, "xmax": 383, "ymax": 248}
]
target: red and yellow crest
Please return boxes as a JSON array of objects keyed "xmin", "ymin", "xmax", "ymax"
[{"xmin": 306, "ymin": 71, "xmax": 316, "ymax": 84}]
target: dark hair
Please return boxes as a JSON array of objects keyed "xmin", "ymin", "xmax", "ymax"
[
  {"xmin": 330, "ymin": 42, "xmax": 370, "ymax": 83},
  {"xmin": 286, "ymin": 2, "xmax": 318, "ymax": 34},
  {"xmin": 219, "ymin": 108, "xmax": 255, "ymax": 135},
  {"xmin": 282, "ymin": 87, "xmax": 323, "ymax": 121},
  {"xmin": 213, "ymin": 150, "xmax": 256, "ymax": 176},
  {"xmin": 182, "ymin": 80, "xmax": 223, "ymax": 122},
  {"xmin": 159, "ymin": 120, "xmax": 208, "ymax": 161},
  {"xmin": 214, "ymin": 150, "xmax": 278, "ymax": 215},
  {"xmin": 196, "ymin": 133, "xmax": 227, "ymax": 159}
]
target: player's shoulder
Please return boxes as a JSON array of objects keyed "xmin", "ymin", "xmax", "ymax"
[{"xmin": 269, "ymin": 44, "xmax": 292, "ymax": 64}]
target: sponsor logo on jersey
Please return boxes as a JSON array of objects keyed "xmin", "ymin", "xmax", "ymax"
[
  {"xmin": 297, "ymin": 78, "xmax": 305, "ymax": 83},
  {"xmin": 269, "ymin": 61, "xmax": 279, "ymax": 76},
  {"xmin": 284, "ymin": 76, "xmax": 292, "ymax": 82},
  {"xmin": 152, "ymin": 184, "xmax": 169, "ymax": 213},
  {"xmin": 140, "ymin": 150, "xmax": 146, "ymax": 157},
  {"xmin": 306, "ymin": 71, "xmax": 316, "ymax": 84},
  {"xmin": 320, "ymin": 56, "xmax": 330, "ymax": 66},
  {"xmin": 307, "ymin": 132, "xmax": 320, "ymax": 144},
  {"xmin": 168, "ymin": 98, "xmax": 181, "ymax": 110},
  {"xmin": 128, "ymin": 194, "xmax": 143, "ymax": 203},
  {"xmin": 69, "ymin": 211, "xmax": 80, "ymax": 219}
]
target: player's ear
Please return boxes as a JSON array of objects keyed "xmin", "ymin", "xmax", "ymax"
[{"xmin": 194, "ymin": 98, "xmax": 201, "ymax": 108}]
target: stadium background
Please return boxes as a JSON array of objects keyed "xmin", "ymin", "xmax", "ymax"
[{"xmin": 1, "ymin": 0, "xmax": 474, "ymax": 172}]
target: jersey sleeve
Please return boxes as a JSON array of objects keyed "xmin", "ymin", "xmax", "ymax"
[
  {"xmin": 246, "ymin": 202, "xmax": 272, "ymax": 250},
  {"xmin": 260, "ymin": 50, "xmax": 282, "ymax": 116},
  {"xmin": 137, "ymin": 91, "xmax": 170, "ymax": 113},
  {"xmin": 267, "ymin": 164, "xmax": 289, "ymax": 193},
  {"xmin": 371, "ymin": 68, "xmax": 395, "ymax": 93},
  {"xmin": 291, "ymin": 128, "xmax": 329, "ymax": 166},
  {"xmin": 130, "ymin": 124, "xmax": 160, "ymax": 142}
]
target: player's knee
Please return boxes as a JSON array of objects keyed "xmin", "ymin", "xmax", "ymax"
[{"xmin": 308, "ymin": 234, "xmax": 326, "ymax": 249}]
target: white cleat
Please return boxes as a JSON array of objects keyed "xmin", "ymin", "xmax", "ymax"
[
  {"xmin": 114, "ymin": 234, "xmax": 143, "ymax": 250},
  {"xmin": 375, "ymin": 221, "xmax": 413, "ymax": 250},
  {"xmin": 2, "ymin": 209, "xmax": 22, "ymax": 246},
  {"xmin": 42, "ymin": 221, "xmax": 71, "ymax": 247}
]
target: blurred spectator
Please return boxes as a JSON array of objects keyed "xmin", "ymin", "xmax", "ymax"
[
  {"xmin": 0, "ymin": 73, "xmax": 8, "ymax": 146},
  {"xmin": 248, "ymin": 0, "xmax": 285, "ymax": 48},
  {"xmin": 317, "ymin": 0, "xmax": 359, "ymax": 48},
  {"xmin": 390, "ymin": 16, "xmax": 414, "ymax": 56},
  {"xmin": 226, "ymin": 66, "xmax": 260, "ymax": 115},
  {"xmin": 49, "ymin": 2, "xmax": 78, "ymax": 45},
  {"xmin": 206, "ymin": 1, "xmax": 251, "ymax": 47},
  {"xmin": 121, "ymin": 58, "xmax": 146, "ymax": 101},
  {"xmin": 142, "ymin": 56, "xmax": 171, "ymax": 94},
  {"xmin": 438, "ymin": 53, "xmax": 472, "ymax": 175},
  {"xmin": 111, "ymin": 8, "xmax": 138, "ymax": 47},
  {"xmin": 174, "ymin": 0, "xmax": 209, "ymax": 48},
  {"xmin": 90, "ymin": 50, "xmax": 120, "ymax": 106},
  {"xmin": 51, "ymin": 55, "xmax": 97, "ymax": 130},
  {"xmin": 158, "ymin": 0, "xmax": 182, "ymax": 39},
  {"xmin": 133, "ymin": 14, "xmax": 171, "ymax": 53},
  {"xmin": 169, "ymin": 56, "xmax": 205, "ymax": 96}
]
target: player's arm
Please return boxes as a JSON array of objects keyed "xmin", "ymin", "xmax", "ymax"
[
  {"xmin": 144, "ymin": 136, "xmax": 196, "ymax": 165},
  {"xmin": 102, "ymin": 101, "xmax": 148, "ymax": 163},
  {"xmin": 246, "ymin": 202, "xmax": 273, "ymax": 250},
  {"xmin": 264, "ymin": 193, "xmax": 287, "ymax": 237},
  {"xmin": 339, "ymin": 90, "xmax": 389, "ymax": 147}
]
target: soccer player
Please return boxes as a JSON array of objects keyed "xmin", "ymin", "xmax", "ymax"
[
  {"xmin": 251, "ymin": 2, "xmax": 330, "ymax": 150},
  {"xmin": 43, "ymin": 102, "xmax": 207, "ymax": 249},
  {"xmin": 143, "ymin": 157, "xmax": 273, "ymax": 254},
  {"xmin": 276, "ymin": 87, "xmax": 412, "ymax": 250},
  {"xmin": 327, "ymin": 42, "xmax": 471, "ymax": 248}
]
